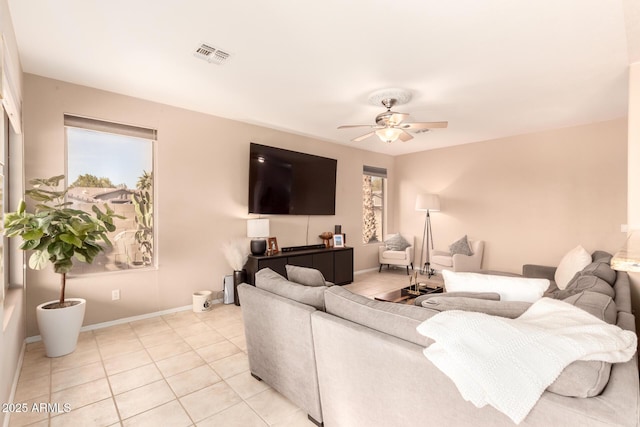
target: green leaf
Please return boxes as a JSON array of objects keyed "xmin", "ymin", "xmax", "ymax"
[
  {"xmin": 59, "ymin": 233, "xmax": 83, "ymax": 248},
  {"xmin": 53, "ymin": 258, "xmax": 73, "ymax": 274},
  {"xmin": 22, "ymin": 229, "xmax": 44, "ymax": 240},
  {"xmin": 20, "ymin": 239, "xmax": 41, "ymax": 250},
  {"xmin": 29, "ymin": 251, "xmax": 50, "ymax": 270}
]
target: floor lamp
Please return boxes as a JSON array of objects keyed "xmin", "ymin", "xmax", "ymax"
[{"xmin": 415, "ymin": 194, "xmax": 440, "ymax": 277}]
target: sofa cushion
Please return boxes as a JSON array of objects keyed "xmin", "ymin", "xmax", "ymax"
[
  {"xmin": 385, "ymin": 234, "xmax": 411, "ymax": 251},
  {"xmin": 381, "ymin": 250, "xmax": 408, "ymax": 260},
  {"xmin": 554, "ymin": 245, "xmax": 591, "ymax": 289},
  {"xmin": 285, "ymin": 265, "xmax": 329, "ymax": 287},
  {"xmin": 449, "ymin": 235, "xmax": 473, "ymax": 256},
  {"xmin": 431, "ymin": 255, "xmax": 453, "ymax": 267},
  {"xmin": 554, "ymin": 275, "xmax": 615, "ymax": 300},
  {"xmin": 442, "ymin": 270, "xmax": 550, "ymax": 302},
  {"xmin": 255, "ymin": 268, "xmax": 327, "ymax": 311},
  {"xmin": 546, "ymin": 291, "xmax": 617, "ymax": 398},
  {"xmin": 422, "ymin": 297, "xmax": 531, "ymax": 318},
  {"xmin": 577, "ymin": 261, "xmax": 617, "ymax": 286},
  {"xmin": 324, "ymin": 286, "xmax": 437, "ymax": 347}
]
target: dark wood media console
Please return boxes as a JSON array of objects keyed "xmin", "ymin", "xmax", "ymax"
[{"xmin": 244, "ymin": 246, "xmax": 354, "ymax": 286}]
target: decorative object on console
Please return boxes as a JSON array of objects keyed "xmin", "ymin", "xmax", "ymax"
[
  {"xmin": 415, "ymin": 193, "xmax": 441, "ymax": 277},
  {"xmin": 334, "ymin": 225, "xmax": 342, "ymax": 234},
  {"xmin": 333, "ymin": 234, "xmax": 345, "ymax": 248},
  {"xmin": 319, "ymin": 231, "xmax": 334, "ymax": 248},
  {"xmin": 247, "ymin": 218, "xmax": 269, "ymax": 255},
  {"xmin": 267, "ymin": 236, "xmax": 279, "ymax": 255},
  {"xmin": 612, "ymin": 231, "xmax": 640, "ymax": 272}
]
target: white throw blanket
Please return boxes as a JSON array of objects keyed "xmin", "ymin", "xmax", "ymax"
[{"xmin": 416, "ymin": 297, "xmax": 637, "ymax": 424}]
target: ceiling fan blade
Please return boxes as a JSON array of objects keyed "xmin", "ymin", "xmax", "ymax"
[
  {"xmin": 387, "ymin": 113, "xmax": 409, "ymax": 126},
  {"xmin": 352, "ymin": 131, "xmax": 375, "ymax": 142},
  {"xmin": 400, "ymin": 121, "xmax": 448, "ymax": 130},
  {"xmin": 398, "ymin": 130, "xmax": 413, "ymax": 142},
  {"xmin": 338, "ymin": 124, "xmax": 375, "ymax": 129}
]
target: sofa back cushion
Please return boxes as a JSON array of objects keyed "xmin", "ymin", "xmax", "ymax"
[
  {"xmin": 554, "ymin": 275, "xmax": 616, "ymax": 300},
  {"xmin": 324, "ymin": 286, "xmax": 437, "ymax": 347},
  {"xmin": 256, "ymin": 268, "xmax": 327, "ymax": 311},
  {"xmin": 285, "ymin": 265, "xmax": 330, "ymax": 287},
  {"xmin": 546, "ymin": 291, "xmax": 616, "ymax": 398}
]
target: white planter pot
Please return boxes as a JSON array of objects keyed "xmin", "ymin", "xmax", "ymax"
[{"xmin": 36, "ymin": 298, "xmax": 86, "ymax": 358}]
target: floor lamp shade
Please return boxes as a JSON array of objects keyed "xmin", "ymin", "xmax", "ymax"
[
  {"xmin": 247, "ymin": 219, "xmax": 270, "ymax": 255},
  {"xmin": 415, "ymin": 194, "xmax": 441, "ymax": 212}
]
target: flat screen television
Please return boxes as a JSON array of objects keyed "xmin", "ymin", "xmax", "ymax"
[{"xmin": 249, "ymin": 143, "xmax": 337, "ymax": 215}]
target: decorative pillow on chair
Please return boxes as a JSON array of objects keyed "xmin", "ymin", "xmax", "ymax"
[
  {"xmin": 554, "ymin": 245, "xmax": 592, "ymax": 290},
  {"xmin": 384, "ymin": 234, "xmax": 411, "ymax": 251},
  {"xmin": 442, "ymin": 270, "xmax": 550, "ymax": 303},
  {"xmin": 449, "ymin": 235, "xmax": 473, "ymax": 256},
  {"xmin": 285, "ymin": 265, "xmax": 329, "ymax": 287}
]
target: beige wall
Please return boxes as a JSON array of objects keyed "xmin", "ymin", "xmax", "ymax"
[
  {"xmin": 393, "ymin": 119, "xmax": 628, "ymax": 274},
  {"xmin": 23, "ymin": 73, "xmax": 394, "ymax": 336}
]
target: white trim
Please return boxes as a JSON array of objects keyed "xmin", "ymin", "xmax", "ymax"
[
  {"xmin": 25, "ymin": 299, "xmax": 223, "ymax": 343},
  {"xmin": 354, "ymin": 267, "xmax": 379, "ymax": 275},
  {"xmin": 3, "ymin": 341, "xmax": 25, "ymax": 427}
]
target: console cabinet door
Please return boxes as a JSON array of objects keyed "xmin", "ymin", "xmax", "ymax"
[
  {"xmin": 312, "ymin": 252, "xmax": 334, "ymax": 282},
  {"xmin": 259, "ymin": 258, "xmax": 288, "ymax": 278},
  {"xmin": 334, "ymin": 249, "xmax": 354, "ymax": 285},
  {"xmin": 286, "ymin": 254, "xmax": 314, "ymax": 269}
]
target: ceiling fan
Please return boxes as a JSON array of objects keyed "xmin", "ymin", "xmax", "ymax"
[{"xmin": 338, "ymin": 89, "xmax": 448, "ymax": 143}]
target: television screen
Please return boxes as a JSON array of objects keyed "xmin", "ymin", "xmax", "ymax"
[{"xmin": 249, "ymin": 143, "xmax": 337, "ymax": 215}]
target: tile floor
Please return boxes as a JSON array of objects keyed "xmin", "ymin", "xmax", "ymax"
[{"xmin": 9, "ymin": 267, "xmax": 417, "ymax": 427}]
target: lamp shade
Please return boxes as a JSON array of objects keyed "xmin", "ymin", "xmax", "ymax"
[
  {"xmin": 247, "ymin": 218, "xmax": 270, "ymax": 238},
  {"xmin": 415, "ymin": 194, "xmax": 441, "ymax": 212},
  {"xmin": 375, "ymin": 127, "xmax": 403, "ymax": 143}
]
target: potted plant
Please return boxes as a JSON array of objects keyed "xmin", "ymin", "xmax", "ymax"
[{"xmin": 4, "ymin": 175, "xmax": 122, "ymax": 357}]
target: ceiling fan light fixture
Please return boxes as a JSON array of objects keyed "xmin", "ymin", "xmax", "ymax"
[{"xmin": 376, "ymin": 127, "xmax": 402, "ymax": 143}]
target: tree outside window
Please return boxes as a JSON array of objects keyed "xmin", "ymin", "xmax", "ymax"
[{"xmin": 362, "ymin": 166, "xmax": 386, "ymax": 244}]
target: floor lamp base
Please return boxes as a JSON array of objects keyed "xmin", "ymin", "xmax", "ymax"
[{"xmin": 421, "ymin": 263, "xmax": 435, "ymax": 278}]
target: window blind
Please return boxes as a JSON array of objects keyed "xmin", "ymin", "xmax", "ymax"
[
  {"xmin": 64, "ymin": 114, "xmax": 157, "ymax": 140},
  {"xmin": 363, "ymin": 165, "xmax": 387, "ymax": 178}
]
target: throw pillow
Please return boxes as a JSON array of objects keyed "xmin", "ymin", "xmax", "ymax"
[
  {"xmin": 554, "ymin": 245, "xmax": 591, "ymax": 290},
  {"xmin": 285, "ymin": 265, "xmax": 328, "ymax": 287},
  {"xmin": 578, "ymin": 261, "xmax": 617, "ymax": 286},
  {"xmin": 449, "ymin": 235, "xmax": 473, "ymax": 256},
  {"xmin": 442, "ymin": 270, "xmax": 550, "ymax": 303},
  {"xmin": 255, "ymin": 268, "xmax": 327, "ymax": 311},
  {"xmin": 384, "ymin": 234, "xmax": 411, "ymax": 251}
]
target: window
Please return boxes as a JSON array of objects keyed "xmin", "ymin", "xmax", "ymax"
[
  {"xmin": 362, "ymin": 166, "xmax": 386, "ymax": 244},
  {"xmin": 65, "ymin": 115, "xmax": 155, "ymax": 274}
]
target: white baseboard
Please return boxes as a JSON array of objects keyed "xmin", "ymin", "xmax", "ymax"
[
  {"xmin": 354, "ymin": 267, "xmax": 379, "ymax": 275},
  {"xmin": 3, "ymin": 342, "xmax": 26, "ymax": 427},
  {"xmin": 25, "ymin": 299, "xmax": 224, "ymax": 343}
]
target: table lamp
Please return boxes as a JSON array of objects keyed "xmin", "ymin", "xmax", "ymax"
[{"xmin": 247, "ymin": 218, "xmax": 270, "ymax": 256}]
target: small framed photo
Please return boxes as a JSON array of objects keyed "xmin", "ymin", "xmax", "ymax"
[
  {"xmin": 267, "ymin": 237, "xmax": 279, "ymax": 255},
  {"xmin": 333, "ymin": 234, "xmax": 344, "ymax": 248}
]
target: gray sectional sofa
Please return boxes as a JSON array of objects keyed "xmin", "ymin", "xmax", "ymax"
[{"xmin": 238, "ymin": 253, "xmax": 639, "ymax": 427}]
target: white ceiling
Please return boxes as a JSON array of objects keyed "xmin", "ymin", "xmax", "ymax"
[{"xmin": 7, "ymin": 0, "xmax": 638, "ymax": 156}]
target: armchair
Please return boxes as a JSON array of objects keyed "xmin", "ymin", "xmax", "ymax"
[
  {"xmin": 431, "ymin": 239, "xmax": 484, "ymax": 273},
  {"xmin": 378, "ymin": 235, "xmax": 415, "ymax": 275}
]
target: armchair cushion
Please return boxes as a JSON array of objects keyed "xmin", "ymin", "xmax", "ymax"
[
  {"xmin": 384, "ymin": 233, "xmax": 411, "ymax": 251},
  {"xmin": 449, "ymin": 235, "xmax": 473, "ymax": 256}
]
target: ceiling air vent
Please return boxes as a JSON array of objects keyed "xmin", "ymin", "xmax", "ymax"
[{"xmin": 194, "ymin": 43, "xmax": 232, "ymax": 65}]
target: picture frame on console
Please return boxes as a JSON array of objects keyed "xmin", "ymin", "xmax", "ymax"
[
  {"xmin": 333, "ymin": 234, "xmax": 345, "ymax": 248},
  {"xmin": 267, "ymin": 237, "xmax": 279, "ymax": 255}
]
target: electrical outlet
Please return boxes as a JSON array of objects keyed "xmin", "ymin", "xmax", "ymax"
[{"xmin": 112, "ymin": 289, "xmax": 120, "ymax": 301}]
